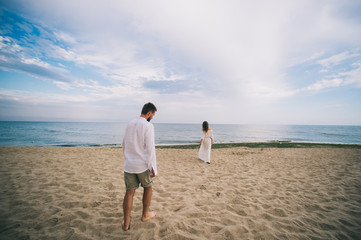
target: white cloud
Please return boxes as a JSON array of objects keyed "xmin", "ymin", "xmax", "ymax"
[
  {"xmin": 51, "ymin": 45, "xmax": 85, "ymax": 64},
  {"xmin": 15, "ymin": 1, "xmax": 361, "ymax": 92},
  {"xmin": 302, "ymin": 61, "xmax": 361, "ymax": 92},
  {"xmin": 306, "ymin": 78, "xmax": 344, "ymax": 91},
  {"xmin": 112, "ymin": 0, "xmax": 361, "ymax": 102},
  {"xmin": 0, "ymin": 89, "xmax": 91, "ymax": 104},
  {"xmin": 21, "ymin": 57, "xmax": 50, "ymax": 68},
  {"xmin": 1, "ymin": 0, "xmax": 361, "ymax": 124},
  {"xmin": 0, "ymin": 36, "xmax": 23, "ymax": 53},
  {"xmin": 0, "ymin": 46, "xmax": 73, "ymax": 84},
  {"xmin": 317, "ymin": 50, "xmax": 360, "ymax": 70},
  {"xmin": 53, "ymin": 31, "xmax": 76, "ymax": 43},
  {"xmin": 341, "ymin": 62, "xmax": 361, "ymax": 86}
]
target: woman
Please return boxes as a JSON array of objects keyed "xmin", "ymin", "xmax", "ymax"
[{"xmin": 198, "ymin": 121, "xmax": 213, "ymax": 164}]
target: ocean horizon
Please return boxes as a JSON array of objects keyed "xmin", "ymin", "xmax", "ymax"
[{"xmin": 0, "ymin": 121, "xmax": 360, "ymax": 147}]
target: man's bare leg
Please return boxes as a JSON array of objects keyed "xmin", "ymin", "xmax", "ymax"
[
  {"xmin": 122, "ymin": 189, "xmax": 136, "ymax": 231},
  {"xmin": 141, "ymin": 186, "xmax": 157, "ymax": 222}
]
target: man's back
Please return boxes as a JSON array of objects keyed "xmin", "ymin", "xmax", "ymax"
[{"xmin": 122, "ymin": 117, "xmax": 157, "ymax": 174}]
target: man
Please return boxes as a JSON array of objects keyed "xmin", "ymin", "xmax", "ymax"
[{"xmin": 121, "ymin": 102, "xmax": 158, "ymax": 231}]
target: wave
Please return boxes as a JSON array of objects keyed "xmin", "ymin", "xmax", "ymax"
[
  {"xmin": 56, "ymin": 144, "xmax": 122, "ymax": 148},
  {"xmin": 54, "ymin": 140, "xmax": 361, "ymax": 148}
]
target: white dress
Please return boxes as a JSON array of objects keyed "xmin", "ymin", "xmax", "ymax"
[{"xmin": 198, "ymin": 129, "xmax": 213, "ymax": 163}]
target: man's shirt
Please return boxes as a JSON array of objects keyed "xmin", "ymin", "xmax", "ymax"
[{"xmin": 122, "ymin": 117, "xmax": 158, "ymax": 175}]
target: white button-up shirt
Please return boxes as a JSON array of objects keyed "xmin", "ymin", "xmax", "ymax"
[{"xmin": 122, "ymin": 117, "xmax": 158, "ymax": 175}]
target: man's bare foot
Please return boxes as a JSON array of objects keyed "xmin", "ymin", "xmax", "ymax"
[
  {"xmin": 122, "ymin": 219, "xmax": 130, "ymax": 231},
  {"xmin": 141, "ymin": 211, "xmax": 157, "ymax": 222}
]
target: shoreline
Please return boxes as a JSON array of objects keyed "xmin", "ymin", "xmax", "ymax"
[
  {"xmin": 157, "ymin": 141, "xmax": 361, "ymax": 149},
  {"xmin": 2, "ymin": 141, "xmax": 361, "ymax": 149},
  {"xmin": 8, "ymin": 141, "xmax": 361, "ymax": 149}
]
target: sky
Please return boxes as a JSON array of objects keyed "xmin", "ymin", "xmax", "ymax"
[{"xmin": 0, "ymin": 0, "xmax": 361, "ymax": 125}]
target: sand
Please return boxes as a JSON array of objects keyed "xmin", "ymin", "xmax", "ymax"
[{"xmin": 0, "ymin": 146, "xmax": 360, "ymax": 239}]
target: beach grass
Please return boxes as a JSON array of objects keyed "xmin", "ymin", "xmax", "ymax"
[{"xmin": 156, "ymin": 142, "xmax": 361, "ymax": 149}]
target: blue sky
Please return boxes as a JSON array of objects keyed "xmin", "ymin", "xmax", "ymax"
[{"xmin": 0, "ymin": 0, "xmax": 361, "ymax": 124}]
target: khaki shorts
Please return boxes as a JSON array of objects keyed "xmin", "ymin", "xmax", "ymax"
[{"xmin": 124, "ymin": 170, "xmax": 153, "ymax": 190}]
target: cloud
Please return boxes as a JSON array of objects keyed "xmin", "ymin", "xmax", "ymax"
[
  {"xmin": 0, "ymin": 14, "xmax": 77, "ymax": 86},
  {"xmin": 0, "ymin": 88, "xmax": 91, "ymax": 104},
  {"xmin": 6, "ymin": 1, "xmax": 361, "ymax": 95},
  {"xmin": 116, "ymin": 0, "xmax": 361, "ymax": 102},
  {"xmin": 1, "ymin": 0, "xmax": 361, "ymax": 124},
  {"xmin": 0, "ymin": 48, "xmax": 73, "ymax": 84},
  {"xmin": 306, "ymin": 78, "xmax": 344, "ymax": 91},
  {"xmin": 317, "ymin": 50, "xmax": 360, "ymax": 71},
  {"xmin": 302, "ymin": 56, "xmax": 361, "ymax": 92},
  {"xmin": 2, "ymin": 6, "xmax": 189, "ymax": 95},
  {"xmin": 1, "ymin": 1, "xmax": 291, "ymax": 100},
  {"xmin": 342, "ymin": 61, "xmax": 361, "ymax": 86}
]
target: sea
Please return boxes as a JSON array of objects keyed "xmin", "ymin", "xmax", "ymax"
[{"xmin": 0, "ymin": 121, "xmax": 360, "ymax": 147}]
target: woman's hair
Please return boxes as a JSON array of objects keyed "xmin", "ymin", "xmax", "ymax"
[
  {"xmin": 202, "ymin": 121, "xmax": 209, "ymax": 132},
  {"xmin": 141, "ymin": 102, "xmax": 157, "ymax": 115}
]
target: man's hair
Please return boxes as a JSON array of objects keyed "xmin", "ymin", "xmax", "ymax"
[{"xmin": 141, "ymin": 102, "xmax": 157, "ymax": 115}]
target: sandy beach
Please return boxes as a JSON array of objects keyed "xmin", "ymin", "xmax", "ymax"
[{"xmin": 0, "ymin": 146, "xmax": 360, "ymax": 239}]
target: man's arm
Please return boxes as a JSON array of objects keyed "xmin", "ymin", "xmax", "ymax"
[{"xmin": 145, "ymin": 124, "xmax": 158, "ymax": 176}]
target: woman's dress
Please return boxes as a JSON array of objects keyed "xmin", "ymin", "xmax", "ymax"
[{"xmin": 198, "ymin": 129, "xmax": 213, "ymax": 163}]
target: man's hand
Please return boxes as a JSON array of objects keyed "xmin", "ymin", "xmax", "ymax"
[{"xmin": 150, "ymin": 169, "xmax": 156, "ymax": 178}]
